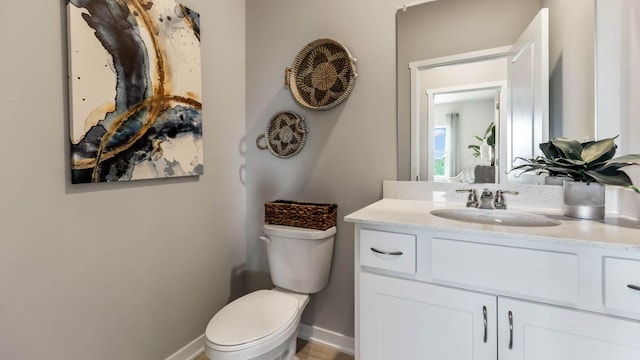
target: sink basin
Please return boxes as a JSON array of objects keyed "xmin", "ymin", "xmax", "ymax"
[{"xmin": 430, "ymin": 208, "xmax": 561, "ymax": 227}]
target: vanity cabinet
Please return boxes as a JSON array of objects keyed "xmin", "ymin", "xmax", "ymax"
[
  {"xmin": 360, "ymin": 271, "xmax": 496, "ymax": 360},
  {"xmin": 498, "ymin": 298, "xmax": 640, "ymax": 360},
  {"xmin": 354, "ymin": 226, "xmax": 640, "ymax": 360}
]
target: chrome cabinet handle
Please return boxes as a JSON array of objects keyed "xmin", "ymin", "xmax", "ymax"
[
  {"xmin": 628, "ymin": 284, "xmax": 640, "ymax": 291},
  {"xmin": 483, "ymin": 306, "xmax": 488, "ymax": 343},
  {"xmin": 370, "ymin": 247, "xmax": 403, "ymax": 256},
  {"xmin": 508, "ymin": 310, "xmax": 514, "ymax": 350}
]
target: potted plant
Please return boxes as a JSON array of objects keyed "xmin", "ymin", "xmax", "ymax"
[
  {"xmin": 469, "ymin": 122, "xmax": 496, "ymax": 183},
  {"xmin": 468, "ymin": 122, "xmax": 496, "ymax": 166},
  {"xmin": 510, "ymin": 136, "xmax": 640, "ymax": 219}
]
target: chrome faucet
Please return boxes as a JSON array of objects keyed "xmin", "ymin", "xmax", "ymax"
[
  {"xmin": 478, "ymin": 189, "xmax": 494, "ymax": 209},
  {"xmin": 456, "ymin": 189, "xmax": 478, "ymax": 208},
  {"xmin": 493, "ymin": 190, "xmax": 519, "ymax": 209},
  {"xmin": 457, "ymin": 188, "xmax": 520, "ymax": 209}
]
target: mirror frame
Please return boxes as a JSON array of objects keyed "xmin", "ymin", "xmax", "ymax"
[{"xmin": 398, "ymin": 1, "xmax": 598, "ymax": 184}]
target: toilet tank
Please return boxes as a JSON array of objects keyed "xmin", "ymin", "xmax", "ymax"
[{"xmin": 262, "ymin": 224, "xmax": 336, "ymax": 294}]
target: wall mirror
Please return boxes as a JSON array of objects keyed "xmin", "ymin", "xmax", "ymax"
[{"xmin": 397, "ymin": 0, "xmax": 596, "ymax": 184}]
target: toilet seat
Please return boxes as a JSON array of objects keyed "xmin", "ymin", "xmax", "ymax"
[{"xmin": 205, "ymin": 290, "xmax": 300, "ymax": 357}]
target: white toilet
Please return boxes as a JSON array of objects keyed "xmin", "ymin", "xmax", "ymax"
[{"xmin": 205, "ymin": 224, "xmax": 337, "ymax": 360}]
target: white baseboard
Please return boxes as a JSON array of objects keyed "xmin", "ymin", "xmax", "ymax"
[
  {"xmin": 298, "ymin": 324, "xmax": 355, "ymax": 355},
  {"xmin": 165, "ymin": 325, "xmax": 355, "ymax": 360},
  {"xmin": 164, "ymin": 334, "xmax": 205, "ymax": 360}
]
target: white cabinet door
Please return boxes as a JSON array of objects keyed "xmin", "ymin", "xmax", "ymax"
[
  {"xmin": 360, "ymin": 272, "xmax": 496, "ymax": 360},
  {"xmin": 498, "ymin": 298, "xmax": 640, "ymax": 360}
]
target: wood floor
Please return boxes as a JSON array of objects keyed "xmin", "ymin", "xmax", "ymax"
[{"xmin": 195, "ymin": 338, "xmax": 354, "ymax": 360}]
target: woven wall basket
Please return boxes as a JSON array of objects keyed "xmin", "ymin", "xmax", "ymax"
[
  {"xmin": 285, "ymin": 38, "xmax": 358, "ymax": 110},
  {"xmin": 265, "ymin": 200, "xmax": 338, "ymax": 230},
  {"xmin": 256, "ymin": 111, "xmax": 309, "ymax": 158}
]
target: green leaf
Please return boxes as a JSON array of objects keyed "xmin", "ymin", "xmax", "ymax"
[
  {"xmin": 588, "ymin": 146, "xmax": 618, "ymax": 166},
  {"xmin": 511, "ymin": 156, "xmax": 547, "ymax": 167},
  {"xmin": 486, "ymin": 134, "xmax": 495, "ymax": 147},
  {"xmin": 584, "ymin": 169, "xmax": 634, "ymax": 187},
  {"xmin": 548, "ymin": 158, "xmax": 586, "ymax": 167},
  {"xmin": 510, "ymin": 166, "xmax": 546, "ymax": 177},
  {"xmin": 510, "ymin": 163, "xmax": 545, "ymax": 172},
  {"xmin": 595, "ymin": 163, "xmax": 631, "ymax": 175},
  {"xmin": 483, "ymin": 122, "xmax": 495, "ymax": 136},
  {"xmin": 510, "ymin": 160, "xmax": 548, "ymax": 173},
  {"xmin": 581, "ymin": 137, "xmax": 617, "ymax": 163},
  {"xmin": 539, "ymin": 141, "xmax": 562, "ymax": 159},
  {"xmin": 543, "ymin": 167, "xmax": 583, "ymax": 177},
  {"xmin": 606, "ymin": 154, "xmax": 640, "ymax": 167},
  {"xmin": 468, "ymin": 145, "xmax": 480, "ymax": 158},
  {"xmin": 551, "ymin": 138, "xmax": 583, "ymax": 160},
  {"xmin": 484, "ymin": 123, "xmax": 496, "ymax": 146}
]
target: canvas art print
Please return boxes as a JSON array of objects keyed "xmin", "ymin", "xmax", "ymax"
[{"xmin": 67, "ymin": 0, "xmax": 202, "ymax": 183}]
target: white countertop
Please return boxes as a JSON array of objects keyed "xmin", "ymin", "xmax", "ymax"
[{"xmin": 345, "ymin": 198, "xmax": 640, "ymax": 251}]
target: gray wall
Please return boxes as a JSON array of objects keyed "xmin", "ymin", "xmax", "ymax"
[
  {"xmin": 397, "ymin": 0, "xmax": 543, "ymax": 180},
  {"xmin": 0, "ymin": 1, "xmax": 246, "ymax": 359},
  {"xmin": 543, "ymin": 0, "xmax": 595, "ymax": 140},
  {"xmin": 246, "ymin": 0, "xmax": 397, "ymax": 338}
]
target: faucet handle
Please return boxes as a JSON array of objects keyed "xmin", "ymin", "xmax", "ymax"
[
  {"xmin": 455, "ymin": 188, "xmax": 475, "ymax": 194},
  {"xmin": 456, "ymin": 189, "xmax": 478, "ymax": 208},
  {"xmin": 494, "ymin": 190, "xmax": 519, "ymax": 209}
]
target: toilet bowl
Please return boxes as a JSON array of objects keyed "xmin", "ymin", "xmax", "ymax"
[
  {"xmin": 205, "ymin": 224, "xmax": 336, "ymax": 360},
  {"xmin": 205, "ymin": 288, "xmax": 309, "ymax": 360}
]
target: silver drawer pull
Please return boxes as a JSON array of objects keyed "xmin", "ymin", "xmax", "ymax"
[
  {"xmin": 370, "ymin": 247, "xmax": 403, "ymax": 256},
  {"xmin": 628, "ymin": 284, "xmax": 640, "ymax": 292},
  {"xmin": 483, "ymin": 305, "xmax": 488, "ymax": 343},
  {"xmin": 508, "ymin": 310, "xmax": 514, "ymax": 350}
]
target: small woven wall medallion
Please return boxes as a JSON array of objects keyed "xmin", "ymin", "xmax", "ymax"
[
  {"xmin": 285, "ymin": 38, "xmax": 358, "ymax": 110},
  {"xmin": 256, "ymin": 111, "xmax": 309, "ymax": 158}
]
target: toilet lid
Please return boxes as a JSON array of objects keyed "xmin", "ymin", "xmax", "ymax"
[{"xmin": 206, "ymin": 290, "xmax": 299, "ymax": 347}]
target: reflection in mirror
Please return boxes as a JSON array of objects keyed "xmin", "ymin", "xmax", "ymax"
[
  {"xmin": 411, "ymin": 50, "xmax": 509, "ymax": 183},
  {"xmin": 432, "ymin": 88, "xmax": 500, "ymax": 183},
  {"xmin": 411, "ymin": 9, "xmax": 548, "ymax": 184},
  {"xmin": 397, "ymin": 0, "xmax": 595, "ymax": 184}
]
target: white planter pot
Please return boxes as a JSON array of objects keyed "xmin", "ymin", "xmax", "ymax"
[{"xmin": 563, "ymin": 181, "xmax": 605, "ymax": 220}]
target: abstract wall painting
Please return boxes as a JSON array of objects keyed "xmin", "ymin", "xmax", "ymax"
[{"xmin": 67, "ymin": 0, "xmax": 203, "ymax": 183}]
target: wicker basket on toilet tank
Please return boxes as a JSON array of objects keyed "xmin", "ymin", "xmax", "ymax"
[{"xmin": 264, "ymin": 200, "xmax": 337, "ymax": 230}]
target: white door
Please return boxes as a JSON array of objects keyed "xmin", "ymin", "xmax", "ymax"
[
  {"xmin": 505, "ymin": 8, "xmax": 549, "ymax": 183},
  {"xmin": 498, "ymin": 297, "xmax": 640, "ymax": 360},
  {"xmin": 359, "ymin": 272, "xmax": 497, "ymax": 360}
]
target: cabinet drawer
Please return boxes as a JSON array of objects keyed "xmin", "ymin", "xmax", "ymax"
[
  {"xmin": 604, "ymin": 257, "xmax": 640, "ymax": 315},
  {"xmin": 432, "ymin": 238, "xmax": 578, "ymax": 304},
  {"xmin": 360, "ymin": 229, "xmax": 416, "ymax": 274}
]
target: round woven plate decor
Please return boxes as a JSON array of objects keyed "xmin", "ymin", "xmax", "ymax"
[
  {"xmin": 286, "ymin": 38, "xmax": 357, "ymax": 110},
  {"xmin": 256, "ymin": 111, "xmax": 309, "ymax": 158}
]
